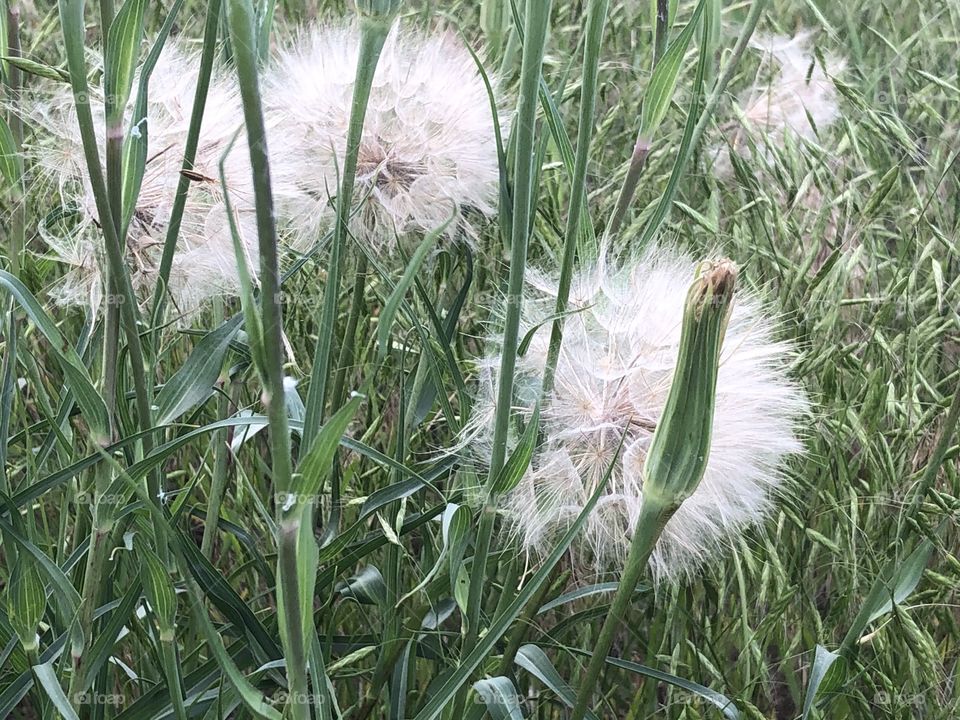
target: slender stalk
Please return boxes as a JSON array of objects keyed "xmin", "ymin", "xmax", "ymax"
[
  {"xmin": 225, "ymin": 2, "xmax": 302, "ymax": 716},
  {"xmin": 653, "ymin": 0, "xmax": 668, "ymax": 65},
  {"xmin": 201, "ymin": 302, "xmax": 238, "ymax": 559},
  {"xmin": 68, "ymin": 466, "xmax": 115, "ymax": 709},
  {"xmin": 636, "ymin": 0, "xmax": 767, "ymax": 245},
  {"xmin": 541, "ymin": 0, "xmax": 609, "ymax": 397},
  {"xmin": 455, "ymin": 1, "xmax": 551, "ymax": 715},
  {"xmin": 569, "ymin": 499, "xmax": 671, "ymax": 720},
  {"xmin": 159, "ymin": 637, "xmax": 188, "ymax": 720},
  {"xmin": 602, "ymin": 134, "xmax": 650, "ymax": 242},
  {"xmin": 302, "ymin": 19, "xmax": 390, "ymax": 449},
  {"xmin": 58, "ymin": 1, "xmax": 163, "ymax": 700},
  {"xmin": 149, "ymin": 0, "xmax": 223, "ymax": 327},
  {"xmin": 5, "ymin": 2, "xmax": 24, "ymax": 280},
  {"xmin": 329, "ymin": 253, "xmax": 369, "ymax": 412}
]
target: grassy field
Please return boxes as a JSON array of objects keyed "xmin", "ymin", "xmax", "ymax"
[{"xmin": 1, "ymin": 0, "xmax": 959, "ymax": 718}]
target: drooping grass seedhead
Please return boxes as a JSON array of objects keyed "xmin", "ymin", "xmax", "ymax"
[
  {"xmin": 263, "ymin": 23, "xmax": 503, "ymax": 257},
  {"xmin": 467, "ymin": 247, "xmax": 808, "ymax": 583}
]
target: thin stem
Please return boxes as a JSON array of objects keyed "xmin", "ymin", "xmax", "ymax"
[
  {"xmin": 602, "ymin": 135, "xmax": 649, "ymax": 243},
  {"xmin": 225, "ymin": 1, "xmax": 300, "ymax": 715},
  {"xmin": 149, "ymin": 0, "xmax": 223, "ymax": 327},
  {"xmin": 329, "ymin": 253, "xmax": 369, "ymax": 412},
  {"xmin": 5, "ymin": 2, "xmax": 25, "ymax": 280},
  {"xmin": 456, "ymin": 0, "xmax": 552, "ymax": 714},
  {"xmin": 569, "ymin": 499, "xmax": 672, "ymax": 720},
  {"xmin": 541, "ymin": 0, "xmax": 609, "ymax": 397},
  {"xmin": 201, "ymin": 303, "xmax": 238, "ymax": 559},
  {"xmin": 653, "ymin": 0, "xmax": 668, "ymax": 65},
  {"xmin": 303, "ymin": 19, "xmax": 389, "ymax": 450},
  {"xmin": 637, "ymin": 0, "xmax": 767, "ymax": 246},
  {"xmin": 58, "ymin": 1, "xmax": 163, "ymax": 694},
  {"xmin": 159, "ymin": 636, "xmax": 188, "ymax": 720}
]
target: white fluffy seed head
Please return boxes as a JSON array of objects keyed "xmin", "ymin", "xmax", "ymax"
[
  {"xmin": 263, "ymin": 23, "xmax": 503, "ymax": 256},
  {"xmin": 714, "ymin": 31, "xmax": 845, "ymax": 175},
  {"xmin": 464, "ymin": 247, "xmax": 809, "ymax": 584},
  {"xmin": 24, "ymin": 40, "xmax": 257, "ymax": 316}
]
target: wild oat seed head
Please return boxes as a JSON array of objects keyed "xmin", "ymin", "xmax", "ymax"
[
  {"xmin": 263, "ymin": 24, "xmax": 503, "ymax": 256},
  {"xmin": 465, "ymin": 247, "xmax": 809, "ymax": 584},
  {"xmin": 714, "ymin": 31, "xmax": 845, "ymax": 175},
  {"xmin": 25, "ymin": 40, "xmax": 258, "ymax": 316}
]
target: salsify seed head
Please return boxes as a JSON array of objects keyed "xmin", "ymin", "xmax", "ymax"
[
  {"xmin": 24, "ymin": 39, "xmax": 258, "ymax": 317},
  {"xmin": 263, "ymin": 23, "xmax": 503, "ymax": 256},
  {"xmin": 714, "ymin": 31, "xmax": 845, "ymax": 175},
  {"xmin": 464, "ymin": 247, "xmax": 809, "ymax": 584}
]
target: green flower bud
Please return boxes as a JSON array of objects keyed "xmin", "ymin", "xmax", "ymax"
[
  {"xmin": 643, "ymin": 259, "xmax": 737, "ymax": 511},
  {"xmin": 141, "ymin": 547, "xmax": 177, "ymax": 641},
  {"xmin": 7, "ymin": 556, "xmax": 46, "ymax": 654}
]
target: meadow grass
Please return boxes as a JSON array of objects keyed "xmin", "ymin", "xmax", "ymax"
[{"xmin": 1, "ymin": 0, "xmax": 959, "ymax": 718}]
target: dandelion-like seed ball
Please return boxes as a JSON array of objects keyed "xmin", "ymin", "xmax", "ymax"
[
  {"xmin": 25, "ymin": 40, "xmax": 257, "ymax": 315},
  {"xmin": 714, "ymin": 31, "xmax": 845, "ymax": 175},
  {"xmin": 263, "ymin": 24, "xmax": 502, "ymax": 255},
  {"xmin": 466, "ymin": 248, "xmax": 809, "ymax": 583}
]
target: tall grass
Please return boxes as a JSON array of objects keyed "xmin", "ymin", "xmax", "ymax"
[{"xmin": 1, "ymin": 0, "xmax": 959, "ymax": 719}]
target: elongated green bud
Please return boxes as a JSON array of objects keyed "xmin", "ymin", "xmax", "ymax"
[
  {"xmin": 7, "ymin": 556, "xmax": 46, "ymax": 655},
  {"xmin": 355, "ymin": 0, "xmax": 402, "ymax": 23},
  {"xmin": 141, "ymin": 546, "xmax": 177, "ymax": 642},
  {"xmin": 643, "ymin": 259, "xmax": 737, "ymax": 511}
]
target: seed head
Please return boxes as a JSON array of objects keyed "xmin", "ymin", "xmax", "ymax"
[
  {"xmin": 24, "ymin": 40, "xmax": 257, "ymax": 317},
  {"xmin": 263, "ymin": 24, "xmax": 504, "ymax": 256},
  {"xmin": 465, "ymin": 247, "xmax": 808, "ymax": 583}
]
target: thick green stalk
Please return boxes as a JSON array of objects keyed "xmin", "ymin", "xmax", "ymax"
[
  {"xmin": 302, "ymin": 18, "xmax": 391, "ymax": 450},
  {"xmin": 569, "ymin": 498, "xmax": 671, "ymax": 720},
  {"xmin": 149, "ymin": 0, "xmax": 222, "ymax": 327},
  {"xmin": 456, "ymin": 0, "xmax": 551, "ymax": 715},
  {"xmin": 541, "ymin": 0, "xmax": 609, "ymax": 397}
]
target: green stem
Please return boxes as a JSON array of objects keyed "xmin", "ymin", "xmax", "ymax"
[
  {"xmin": 225, "ymin": 0, "xmax": 300, "ymax": 715},
  {"xmin": 5, "ymin": 2, "xmax": 24, "ymax": 280},
  {"xmin": 201, "ymin": 304, "xmax": 238, "ymax": 560},
  {"xmin": 159, "ymin": 635, "xmax": 188, "ymax": 720},
  {"xmin": 636, "ymin": 0, "xmax": 767, "ymax": 246},
  {"xmin": 329, "ymin": 253, "xmax": 369, "ymax": 412},
  {"xmin": 149, "ymin": 0, "xmax": 222, "ymax": 327},
  {"xmin": 541, "ymin": 0, "xmax": 609, "ymax": 396},
  {"xmin": 57, "ymin": 0, "xmax": 159, "ymax": 494},
  {"xmin": 303, "ymin": 19, "xmax": 389, "ymax": 450},
  {"xmin": 653, "ymin": 0, "xmax": 668, "ymax": 65},
  {"xmin": 457, "ymin": 2, "xmax": 552, "ymax": 715},
  {"xmin": 68, "ymin": 468, "xmax": 115, "ymax": 710},
  {"xmin": 602, "ymin": 135, "xmax": 649, "ymax": 243},
  {"xmin": 569, "ymin": 499, "xmax": 672, "ymax": 720}
]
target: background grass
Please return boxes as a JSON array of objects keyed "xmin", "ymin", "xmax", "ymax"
[{"xmin": 1, "ymin": 0, "xmax": 959, "ymax": 718}]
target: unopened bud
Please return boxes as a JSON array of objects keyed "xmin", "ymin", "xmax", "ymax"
[
  {"xmin": 7, "ymin": 557, "xmax": 46, "ymax": 654},
  {"xmin": 643, "ymin": 259, "xmax": 737, "ymax": 510}
]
